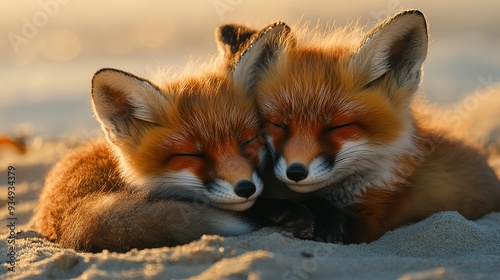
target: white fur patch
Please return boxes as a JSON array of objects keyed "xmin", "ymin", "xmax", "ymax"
[
  {"xmin": 127, "ymin": 168, "xmax": 264, "ymax": 212},
  {"xmin": 206, "ymin": 172, "xmax": 263, "ymax": 211}
]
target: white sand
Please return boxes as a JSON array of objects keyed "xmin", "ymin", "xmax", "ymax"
[{"xmin": 2, "ymin": 102, "xmax": 500, "ymax": 280}]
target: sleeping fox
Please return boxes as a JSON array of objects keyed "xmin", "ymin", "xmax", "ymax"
[
  {"xmin": 34, "ymin": 67, "xmax": 265, "ymax": 252},
  {"xmin": 225, "ymin": 10, "xmax": 500, "ymax": 243}
]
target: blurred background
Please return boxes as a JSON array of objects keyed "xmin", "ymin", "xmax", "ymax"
[{"xmin": 1, "ymin": 0, "xmax": 499, "ymax": 137}]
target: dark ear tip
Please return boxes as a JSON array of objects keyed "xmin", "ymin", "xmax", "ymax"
[
  {"xmin": 218, "ymin": 24, "xmax": 237, "ymax": 34},
  {"xmin": 94, "ymin": 67, "xmax": 118, "ymax": 74},
  {"xmin": 389, "ymin": 10, "xmax": 427, "ymax": 35},
  {"xmin": 216, "ymin": 23, "xmax": 258, "ymax": 43},
  {"xmin": 396, "ymin": 9, "xmax": 426, "ymax": 23},
  {"xmin": 216, "ymin": 24, "xmax": 237, "ymax": 44},
  {"xmin": 91, "ymin": 68, "xmax": 111, "ymax": 95},
  {"xmin": 401, "ymin": 9, "xmax": 424, "ymax": 16},
  {"xmin": 91, "ymin": 68, "xmax": 122, "ymax": 91},
  {"xmin": 92, "ymin": 68, "xmax": 124, "ymax": 81}
]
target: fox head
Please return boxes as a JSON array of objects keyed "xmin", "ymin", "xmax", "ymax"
[
  {"xmin": 233, "ymin": 11, "xmax": 428, "ymax": 204},
  {"xmin": 90, "ymin": 62, "xmax": 266, "ymax": 211}
]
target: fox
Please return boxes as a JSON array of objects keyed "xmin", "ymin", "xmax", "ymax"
[
  {"xmin": 228, "ymin": 10, "xmax": 500, "ymax": 243},
  {"xmin": 34, "ymin": 25, "xmax": 320, "ymax": 253}
]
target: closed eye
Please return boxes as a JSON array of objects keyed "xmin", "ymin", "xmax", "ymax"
[
  {"xmin": 239, "ymin": 134, "xmax": 261, "ymax": 159},
  {"xmin": 242, "ymin": 135, "xmax": 258, "ymax": 146},
  {"xmin": 327, "ymin": 123, "xmax": 354, "ymax": 131},
  {"xmin": 269, "ymin": 121, "xmax": 287, "ymax": 129},
  {"xmin": 172, "ymin": 153, "xmax": 205, "ymax": 158}
]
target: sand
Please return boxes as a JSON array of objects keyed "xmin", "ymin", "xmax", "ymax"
[
  {"xmin": 2, "ymin": 103, "xmax": 500, "ymax": 279},
  {"xmin": 3, "ymin": 212, "xmax": 500, "ymax": 280}
]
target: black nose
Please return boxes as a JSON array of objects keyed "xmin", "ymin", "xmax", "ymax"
[
  {"xmin": 235, "ymin": 180, "xmax": 256, "ymax": 198},
  {"xmin": 286, "ymin": 163, "xmax": 308, "ymax": 182}
]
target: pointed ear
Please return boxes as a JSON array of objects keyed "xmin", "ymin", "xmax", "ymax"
[
  {"xmin": 232, "ymin": 21, "xmax": 293, "ymax": 93},
  {"xmin": 91, "ymin": 68, "xmax": 166, "ymax": 142},
  {"xmin": 348, "ymin": 10, "xmax": 428, "ymax": 91},
  {"xmin": 216, "ymin": 23, "xmax": 258, "ymax": 58}
]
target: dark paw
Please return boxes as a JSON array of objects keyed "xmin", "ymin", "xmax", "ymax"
[
  {"xmin": 246, "ymin": 198, "xmax": 315, "ymax": 239},
  {"xmin": 302, "ymin": 197, "xmax": 346, "ymax": 243},
  {"xmin": 267, "ymin": 201, "xmax": 315, "ymax": 239}
]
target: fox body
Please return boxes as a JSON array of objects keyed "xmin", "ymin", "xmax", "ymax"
[
  {"xmin": 34, "ymin": 57, "xmax": 271, "ymax": 252},
  {"xmin": 230, "ymin": 11, "xmax": 500, "ymax": 243}
]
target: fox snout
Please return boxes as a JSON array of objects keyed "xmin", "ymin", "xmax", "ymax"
[
  {"xmin": 216, "ymin": 153, "xmax": 259, "ymax": 193},
  {"xmin": 273, "ymin": 152, "xmax": 336, "ymax": 193},
  {"xmin": 277, "ymin": 133, "xmax": 323, "ymax": 184},
  {"xmin": 204, "ymin": 150, "xmax": 265, "ymax": 211},
  {"xmin": 234, "ymin": 180, "xmax": 257, "ymax": 198},
  {"xmin": 286, "ymin": 163, "xmax": 309, "ymax": 182}
]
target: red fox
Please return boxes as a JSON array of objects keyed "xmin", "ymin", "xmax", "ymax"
[
  {"xmin": 34, "ymin": 68, "xmax": 265, "ymax": 252},
  {"xmin": 230, "ymin": 10, "xmax": 500, "ymax": 243}
]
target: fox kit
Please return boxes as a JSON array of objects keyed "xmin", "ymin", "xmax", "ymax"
[
  {"xmin": 231, "ymin": 10, "xmax": 500, "ymax": 243},
  {"xmin": 33, "ymin": 33, "xmax": 278, "ymax": 252},
  {"xmin": 34, "ymin": 67, "xmax": 266, "ymax": 252}
]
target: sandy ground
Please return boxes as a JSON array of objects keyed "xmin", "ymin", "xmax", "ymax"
[{"xmin": 1, "ymin": 91, "xmax": 500, "ymax": 279}]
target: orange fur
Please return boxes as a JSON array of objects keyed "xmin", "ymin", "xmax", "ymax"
[
  {"xmin": 34, "ymin": 56, "xmax": 267, "ymax": 252},
  {"xmin": 233, "ymin": 11, "xmax": 500, "ymax": 243}
]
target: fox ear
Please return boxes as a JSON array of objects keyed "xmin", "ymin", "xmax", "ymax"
[
  {"xmin": 348, "ymin": 10, "xmax": 428, "ymax": 92},
  {"xmin": 232, "ymin": 21, "xmax": 293, "ymax": 93},
  {"xmin": 91, "ymin": 68, "xmax": 166, "ymax": 142},
  {"xmin": 216, "ymin": 23, "xmax": 258, "ymax": 70},
  {"xmin": 216, "ymin": 23, "xmax": 257, "ymax": 58}
]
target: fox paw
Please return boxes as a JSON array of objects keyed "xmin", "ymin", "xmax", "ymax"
[
  {"xmin": 302, "ymin": 197, "xmax": 346, "ymax": 243},
  {"xmin": 247, "ymin": 198, "xmax": 315, "ymax": 239},
  {"xmin": 268, "ymin": 202, "xmax": 315, "ymax": 239}
]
